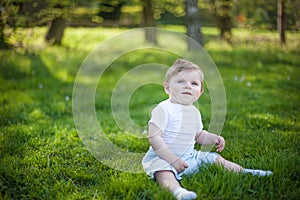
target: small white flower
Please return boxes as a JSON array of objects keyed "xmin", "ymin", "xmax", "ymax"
[
  {"xmin": 239, "ymin": 75, "xmax": 246, "ymax": 82},
  {"xmin": 234, "ymin": 75, "xmax": 239, "ymax": 81}
]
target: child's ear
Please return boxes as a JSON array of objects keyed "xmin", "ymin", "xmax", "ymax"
[
  {"xmin": 163, "ymin": 82, "xmax": 170, "ymax": 94},
  {"xmin": 200, "ymin": 82, "xmax": 204, "ymax": 94}
]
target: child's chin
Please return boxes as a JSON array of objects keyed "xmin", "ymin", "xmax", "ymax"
[
  {"xmin": 179, "ymin": 100, "xmax": 193, "ymax": 105},
  {"xmin": 180, "ymin": 97, "xmax": 194, "ymax": 104}
]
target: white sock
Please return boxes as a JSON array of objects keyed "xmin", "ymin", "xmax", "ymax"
[
  {"xmin": 243, "ymin": 168, "xmax": 273, "ymax": 176},
  {"xmin": 173, "ymin": 187, "xmax": 197, "ymax": 200}
]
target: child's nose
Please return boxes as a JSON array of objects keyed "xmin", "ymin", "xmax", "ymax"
[{"xmin": 184, "ymin": 82, "xmax": 192, "ymax": 88}]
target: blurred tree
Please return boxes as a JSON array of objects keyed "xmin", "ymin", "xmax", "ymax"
[
  {"xmin": 39, "ymin": 0, "xmax": 97, "ymax": 45},
  {"xmin": 236, "ymin": 0, "xmax": 299, "ymax": 31},
  {"xmin": 150, "ymin": 0, "xmax": 185, "ymax": 21},
  {"xmin": 277, "ymin": 0, "xmax": 286, "ymax": 45},
  {"xmin": 141, "ymin": 0, "xmax": 157, "ymax": 44},
  {"xmin": 203, "ymin": 0, "xmax": 299, "ymax": 44},
  {"xmin": 138, "ymin": 0, "xmax": 204, "ymax": 48},
  {"xmin": 128, "ymin": 0, "xmax": 185, "ymax": 44},
  {"xmin": 0, "ymin": 0, "xmax": 85, "ymax": 46},
  {"xmin": 98, "ymin": 1, "xmax": 123, "ymax": 21},
  {"xmin": 235, "ymin": 0, "xmax": 299, "ymax": 44},
  {"xmin": 44, "ymin": 3, "xmax": 66, "ymax": 45},
  {"xmin": 136, "ymin": 0, "xmax": 205, "ymax": 48},
  {"xmin": 185, "ymin": 0, "xmax": 203, "ymax": 48},
  {"xmin": 17, "ymin": 0, "xmax": 47, "ymax": 26},
  {"xmin": 236, "ymin": 0, "xmax": 277, "ymax": 29},
  {"xmin": 0, "ymin": 4, "xmax": 8, "ymax": 49},
  {"xmin": 0, "ymin": 1, "xmax": 19, "ymax": 49},
  {"xmin": 205, "ymin": 0, "xmax": 233, "ymax": 42}
]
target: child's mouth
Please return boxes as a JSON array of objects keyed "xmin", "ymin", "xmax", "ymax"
[{"xmin": 182, "ymin": 92, "xmax": 192, "ymax": 95}]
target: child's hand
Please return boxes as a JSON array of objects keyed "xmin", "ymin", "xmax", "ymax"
[
  {"xmin": 216, "ymin": 136, "xmax": 225, "ymax": 152},
  {"xmin": 172, "ymin": 158, "xmax": 189, "ymax": 173}
]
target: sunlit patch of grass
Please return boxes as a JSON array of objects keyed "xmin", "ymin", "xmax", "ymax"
[{"xmin": 63, "ymin": 27, "xmax": 128, "ymax": 50}]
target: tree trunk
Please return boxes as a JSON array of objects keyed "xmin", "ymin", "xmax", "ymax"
[
  {"xmin": 277, "ymin": 0, "xmax": 286, "ymax": 45},
  {"xmin": 0, "ymin": 10, "xmax": 9, "ymax": 49},
  {"xmin": 45, "ymin": 17, "xmax": 66, "ymax": 45},
  {"xmin": 142, "ymin": 0, "xmax": 157, "ymax": 44},
  {"xmin": 219, "ymin": 0, "xmax": 232, "ymax": 42},
  {"xmin": 185, "ymin": 0, "xmax": 203, "ymax": 50},
  {"xmin": 208, "ymin": 0, "xmax": 232, "ymax": 42},
  {"xmin": 219, "ymin": 16, "xmax": 232, "ymax": 42}
]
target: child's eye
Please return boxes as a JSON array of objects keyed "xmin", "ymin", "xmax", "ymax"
[
  {"xmin": 177, "ymin": 80, "xmax": 184, "ymax": 83},
  {"xmin": 192, "ymin": 82, "xmax": 199, "ymax": 86}
]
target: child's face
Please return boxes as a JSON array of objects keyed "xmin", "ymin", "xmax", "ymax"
[{"xmin": 164, "ymin": 70, "xmax": 203, "ymax": 105}]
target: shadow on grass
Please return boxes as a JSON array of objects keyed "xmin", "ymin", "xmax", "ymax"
[{"xmin": 0, "ymin": 49, "xmax": 79, "ymax": 199}]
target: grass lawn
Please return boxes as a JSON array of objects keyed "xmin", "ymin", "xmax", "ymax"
[{"xmin": 0, "ymin": 26, "xmax": 299, "ymax": 199}]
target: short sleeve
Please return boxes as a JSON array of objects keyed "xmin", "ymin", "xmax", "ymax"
[
  {"xmin": 196, "ymin": 110, "xmax": 203, "ymax": 133},
  {"xmin": 149, "ymin": 105, "xmax": 168, "ymax": 131}
]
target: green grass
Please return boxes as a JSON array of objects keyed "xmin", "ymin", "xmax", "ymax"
[{"xmin": 1, "ymin": 26, "xmax": 299, "ymax": 199}]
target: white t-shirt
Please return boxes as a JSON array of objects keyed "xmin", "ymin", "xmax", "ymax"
[{"xmin": 149, "ymin": 99, "xmax": 203, "ymax": 156}]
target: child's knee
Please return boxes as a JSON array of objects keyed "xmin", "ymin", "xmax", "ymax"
[
  {"xmin": 154, "ymin": 170, "xmax": 180, "ymax": 191},
  {"xmin": 214, "ymin": 155, "xmax": 225, "ymax": 165},
  {"xmin": 214, "ymin": 156, "xmax": 243, "ymax": 172}
]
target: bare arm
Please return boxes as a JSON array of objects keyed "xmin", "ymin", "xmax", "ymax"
[
  {"xmin": 195, "ymin": 130, "xmax": 225, "ymax": 152},
  {"xmin": 148, "ymin": 123, "xmax": 188, "ymax": 172}
]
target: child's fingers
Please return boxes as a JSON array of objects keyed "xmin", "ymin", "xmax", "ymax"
[
  {"xmin": 173, "ymin": 159, "xmax": 189, "ymax": 172},
  {"xmin": 217, "ymin": 137, "xmax": 225, "ymax": 151},
  {"xmin": 216, "ymin": 144, "xmax": 224, "ymax": 152},
  {"xmin": 183, "ymin": 162, "xmax": 189, "ymax": 168},
  {"xmin": 178, "ymin": 163, "xmax": 188, "ymax": 173}
]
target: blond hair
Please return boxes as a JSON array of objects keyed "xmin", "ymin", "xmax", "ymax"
[{"xmin": 165, "ymin": 59, "xmax": 204, "ymax": 84}]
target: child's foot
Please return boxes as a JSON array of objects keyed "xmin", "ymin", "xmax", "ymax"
[
  {"xmin": 173, "ymin": 187, "xmax": 197, "ymax": 200},
  {"xmin": 243, "ymin": 168, "xmax": 273, "ymax": 176}
]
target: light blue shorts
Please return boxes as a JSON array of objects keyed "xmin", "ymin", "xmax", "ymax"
[{"xmin": 142, "ymin": 148, "xmax": 219, "ymax": 180}]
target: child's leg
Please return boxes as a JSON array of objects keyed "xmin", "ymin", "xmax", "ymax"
[
  {"xmin": 155, "ymin": 170, "xmax": 197, "ymax": 200},
  {"xmin": 155, "ymin": 170, "xmax": 181, "ymax": 191},
  {"xmin": 215, "ymin": 155, "xmax": 244, "ymax": 172},
  {"xmin": 215, "ymin": 155, "xmax": 272, "ymax": 176}
]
